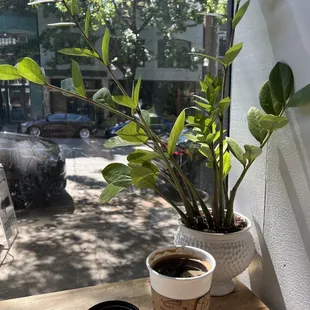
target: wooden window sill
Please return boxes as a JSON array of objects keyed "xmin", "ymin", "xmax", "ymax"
[{"xmin": 0, "ymin": 278, "xmax": 269, "ymax": 310}]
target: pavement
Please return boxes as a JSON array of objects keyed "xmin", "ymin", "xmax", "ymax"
[{"xmin": 0, "ymin": 136, "xmax": 178, "ymax": 301}]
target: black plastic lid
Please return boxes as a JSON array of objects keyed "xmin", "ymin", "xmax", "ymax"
[{"xmin": 88, "ymin": 300, "xmax": 139, "ymax": 310}]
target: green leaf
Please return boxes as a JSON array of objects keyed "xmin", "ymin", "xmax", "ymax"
[
  {"xmin": 133, "ymin": 76, "xmax": 141, "ymax": 105},
  {"xmin": 116, "ymin": 122, "xmax": 148, "ymax": 143},
  {"xmin": 85, "ymin": 7, "xmax": 91, "ymax": 37},
  {"xmin": 209, "ymin": 108, "xmax": 220, "ymax": 123},
  {"xmin": 213, "ymin": 130, "xmax": 227, "ymax": 144},
  {"xmin": 104, "ymin": 136, "xmax": 143, "ymax": 148},
  {"xmin": 209, "ymin": 86, "xmax": 220, "ymax": 106},
  {"xmin": 206, "ymin": 132, "xmax": 217, "ymax": 145},
  {"xmin": 100, "ymin": 183, "xmax": 126, "ymax": 203},
  {"xmin": 200, "ymin": 80, "xmax": 207, "ymax": 92},
  {"xmin": 141, "ymin": 110, "xmax": 150, "ymax": 126},
  {"xmin": 0, "ymin": 65, "xmax": 22, "ymax": 80},
  {"xmin": 214, "ymin": 75, "xmax": 222, "ymax": 89},
  {"xmin": 102, "ymin": 163, "xmax": 132, "ymax": 187},
  {"xmin": 127, "ymin": 149, "xmax": 159, "ymax": 163},
  {"xmin": 60, "ymin": 78, "xmax": 77, "ymax": 97},
  {"xmin": 71, "ymin": 0, "xmax": 80, "ymax": 14},
  {"xmin": 206, "ymin": 162, "xmax": 213, "ymax": 168},
  {"xmin": 226, "ymin": 137, "xmax": 246, "ymax": 166},
  {"xmin": 243, "ymin": 145, "xmax": 262, "ymax": 162},
  {"xmin": 71, "ymin": 59, "xmax": 86, "ymax": 97},
  {"xmin": 100, "ymin": 163, "xmax": 132, "ymax": 203},
  {"xmin": 102, "ymin": 28, "xmax": 110, "ymax": 66},
  {"xmin": 93, "ymin": 87, "xmax": 115, "ymax": 108},
  {"xmin": 189, "ymin": 52, "xmax": 225, "ymax": 66},
  {"xmin": 141, "ymin": 161, "xmax": 159, "ymax": 174},
  {"xmin": 223, "ymin": 43, "xmax": 243, "ymax": 67},
  {"xmin": 195, "ymin": 101, "xmax": 212, "ymax": 111},
  {"xmin": 58, "ymin": 48, "xmax": 99, "ymax": 58},
  {"xmin": 168, "ymin": 110, "xmax": 185, "ymax": 155},
  {"xmin": 287, "ymin": 84, "xmax": 310, "ymax": 107},
  {"xmin": 199, "ymin": 145, "xmax": 213, "ymax": 160},
  {"xmin": 193, "ymin": 95, "xmax": 209, "ymax": 104},
  {"xmin": 102, "ymin": 163, "xmax": 131, "ymax": 184},
  {"xmin": 232, "ymin": 0, "xmax": 250, "ymax": 29},
  {"xmin": 184, "ymin": 133, "xmax": 199, "ymax": 142},
  {"xmin": 223, "ymin": 152, "xmax": 231, "ymax": 178},
  {"xmin": 247, "ymin": 107, "xmax": 268, "ymax": 144},
  {"xmin": 112, "ymin": 95, "xmax": 136, "ymax": 109},
  {"xmin": 219, "ymin": 97, "xmax": 231, "ymax": 114},
  {"xmin": 269, "ymin": 62, "xmax": 294, "ymax": 105},
  {"xmin": 259, "ymin": 81, "xmax": 276, "ymax": 115},
  {"xmin": 131, "ymin": 166, "xmax": 157, "ymax": 189},
  {"xmin": 260, "ymin": 115, "xmax": 289, "ymax": 131},
  {"xmin": 17, "ymin": 57, "xmax": 46, "ymax": 85},
  {"xmin": 204, "ymin": 74, "xmax": 214, "ymax": 85}
]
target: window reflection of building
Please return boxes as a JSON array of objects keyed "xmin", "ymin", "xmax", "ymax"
[
  {"xmin": 158, "ymin": 39, "xmax": 192, "ymax": 69},
  {"xmin": 0, "ymin": 79, "xmax": 31, "ymax": 123}
]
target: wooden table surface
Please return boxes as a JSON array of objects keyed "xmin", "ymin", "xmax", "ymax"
[{"xmin": 0, "ymin": 278, "xmax": 269, "ymax": 310}]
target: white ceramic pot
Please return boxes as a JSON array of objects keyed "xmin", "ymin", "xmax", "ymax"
[
  {"xmin": 174, "ymin": 212, "xmax": 255, "ymax": 296},
  {"xmin": 146, "ymin": 245, "xmax": 216, "ymax": 310}
]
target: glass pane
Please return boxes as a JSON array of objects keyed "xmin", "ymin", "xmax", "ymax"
[{"xmin": 0, "ymin": 0, "xmax": 231, "ymax": 302}]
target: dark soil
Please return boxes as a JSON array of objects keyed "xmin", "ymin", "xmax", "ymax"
[{"xmin": 187, "ymin": 214, "xmax": 247, "ymax": 234}]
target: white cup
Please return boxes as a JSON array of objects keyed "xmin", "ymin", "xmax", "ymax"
[{"xmin": 146, "ymin": 245, "xmax": 216, "ymax": 310}]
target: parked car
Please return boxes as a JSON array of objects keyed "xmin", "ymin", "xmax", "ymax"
[
  {"xmin": 0, "ymin": 132, "xmax": 66, "ymax": 209},
  {"xmin": 104, "ymin": 114, "xmax": 173, "ymax": 138},
  {"xmin": 17, "ymin": 113, "xmax": 97, "ymax": 139}
]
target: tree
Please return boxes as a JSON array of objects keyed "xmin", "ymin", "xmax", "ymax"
[
  {"xmin": 0, "ymin": 0, "xmax": 30, "ymax": 12},
  {"xmin": 42, "ymin": 0, "xmax": 210, "ymax": 91}
]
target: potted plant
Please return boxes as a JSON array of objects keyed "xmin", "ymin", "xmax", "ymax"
[{"xmin": 1, "ymin": 0, "xmax": 310, "ymax": 296}]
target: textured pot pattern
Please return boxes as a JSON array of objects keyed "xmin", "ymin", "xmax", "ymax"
[{"xmin": 174, "ymin": 212, "xmax": 255, "ymax": 296}]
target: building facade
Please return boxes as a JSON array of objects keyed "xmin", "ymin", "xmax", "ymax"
[
  {"xmin": 0, "ymin": 8, "xmax": 226, "ymax": 124},
  {"xmin": 0, "ymin": 10, "xmax": 42, "ymax": 123}
]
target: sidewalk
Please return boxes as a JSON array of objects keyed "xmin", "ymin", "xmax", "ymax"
[
  {"xmin": 1, "ymin": 123, "xmax": 18, "ymax": 133},
  {"xmin": 0, "ymin": 182, "xmax": 177, "ymax": 301}
]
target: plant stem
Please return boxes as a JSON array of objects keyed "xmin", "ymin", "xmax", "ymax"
[
  {"xmin": 154, "ymin": 188, "xmax": 189, "ymax": 226},
  {"xmin": 136, "ymin": 108, "xmax": 195, "ymax": 221},
  {"xmin": 218, "ymin": 115, "xmax": 225, "ymax": 225},
  {"xmin": 62, "ymin": 0, "xmax": 198, "ymax": 227},
  {"xmin": 225, "ymin": 163, "xmax": 251, "ymax": 226},
  {"xmin": 169, "ymin": 156, "xmax": 214, "ymax": 229},
  {"xmin": 62, "ymin": 0, "xmax": 128, "ymax": 96},
  {"xmin": 224, "ymin": 109, "xmax": 285, "ymax": 226}
]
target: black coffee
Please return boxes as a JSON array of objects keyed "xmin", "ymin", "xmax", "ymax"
[{"xmin": 153, "ymin": 257, "xmax": 208, "ymax": 278}]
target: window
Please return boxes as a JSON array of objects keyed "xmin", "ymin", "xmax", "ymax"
[
  {"xmin": 218, "ymin": 32, "xmax": 227, "ymax": 58},
  {"xmin": 17, "ymin": 35, "xmax": 28, "ymax": 44},
  {"xmin": 0, "ymin": 0, "xmax": 231, "ymax": 303},
  {"xmin": 47, "ymin": 113, "xmax": 66, "ymax": 121},
  {"xmin": 67, "ymin": 113, "xmax": 80, "ymax": 121},
  {"xmin": 158, "ymin": 39, "xmax": 192, "ymax": 69},
  {"xmin": 0, "ymin": 36, "xmax": 17, "ymax": 46}
]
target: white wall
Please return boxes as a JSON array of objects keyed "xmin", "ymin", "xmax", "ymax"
[{"xmin": 230, "ymin": 0, "xmax": 310, "ymax": 309}]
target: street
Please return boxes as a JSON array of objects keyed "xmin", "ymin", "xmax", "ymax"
[{"xmin": 0, "ymin": 137, "xmax": 177, "ymax": 300}]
